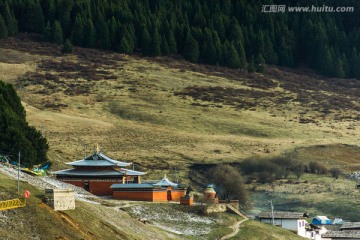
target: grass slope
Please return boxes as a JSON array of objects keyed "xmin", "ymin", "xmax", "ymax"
[
  {"xmin": 0, "ymin": 34, "xmax": 359, "ymax": 238},
  {"xmin": 0, "ymin": 35, "xmax": 358, "ymax": 179},
  {"xmin": 0, "ymin": 173, "xmax": 182, "ymax": 240},
  {"xmin": 229, "ymin": 220, "xmax": 306, "ymax": 240}
]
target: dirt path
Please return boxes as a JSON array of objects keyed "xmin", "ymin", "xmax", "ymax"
[{"xmin": 220, "ymin": 216, "xmax": 248, "ymax": 240}]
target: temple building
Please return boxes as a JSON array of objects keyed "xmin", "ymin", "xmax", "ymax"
[
  {"xmin": 52, "ymin": 148, "xmax": 145, "ymax": 195},
  {"xmin": 111, "ymin": 175, "xmax": 186, "ymax": 202}
]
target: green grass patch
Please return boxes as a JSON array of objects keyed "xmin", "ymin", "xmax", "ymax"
[{"xmin": 229, "ymin": 220, "xmax": 305, "ymax": 240}]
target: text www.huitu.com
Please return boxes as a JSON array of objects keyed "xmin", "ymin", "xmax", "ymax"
[{"xmin": 261, "ymin": 5, "xmax": 354, "ymax": 13}]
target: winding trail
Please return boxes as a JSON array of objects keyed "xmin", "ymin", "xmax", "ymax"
[{"xmin": 220, "ymin": 211, "xmax": 249, "ymax": 240}]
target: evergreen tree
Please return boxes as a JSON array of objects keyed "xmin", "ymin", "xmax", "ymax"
[
  {"xmin": 21, "ymin": 0, "xmax": 45, "ymax": 33},
  {"xmin": 0, "ymin": 81, "xmax": 48, "ymax": 166},
  {"xmin": 1, "ymin": 0, "xmax": 360, "ymax": 79},
  {"xmin": 161, "ymin": 36, "xmax": 170, "ymax": 55},
  {"xmin": 139, "ymin": 24, "xmax": 151, "ymax": 55},
  {"xmin": 255, "ymin": 54, "xmax": 265, "ymax": 73},
  {"xmin": 263, "ymin": 34, "xmax": 277, "ymax": 64},
  {"xmin": 71, "ymin": 14, "xmax": 85, "ymax": 46},
  {"xmin": 248, "ymin": 55, "xmax": 256, "ymax": 73},
  {"xmin": 61, "ymin": 39, "xmax": 73, "ymax": 53},
  {"xmin": 0, "ymin": 15, "xmax": 8, "ymax": 40},
  {"xmin": 52, "ymin": 20, "xmax": 63, "ymax": 45},
  {"xmin": 149, "ymin": 27, "xmax": 161, "ymax": 56},
  {"xmin": 83, "ymin": 19, "xmax": 96, "ymax": 48},
  {"xmin": 117, "ymin": 24, "xmax": 136, "ymax": 54},
  {"xmin": 183, "ymin": 34, "xmax": 199, "ymax": 63},
  {"xmin": 233, "ymin": 40, "xmax": 247, "ymax": 69},
  {"xmin": 96, "ymin": 17, "xmax": 111, "ymax": 50},
  {"xmin": 43, "ymin": 21, "xmax": 51, "ymax": 42},
  {"xmin": 350, "ymin": 48, "xmax": 360, "ymax": 79},
  {"xmin": 202, "ymin": 29, "xmax": 217, "ymax": 64},
  {"xmin": 227, "ymin": 44, "xmax": 241, "ymax": 69},
  {"xmin": 167, "ymin": 30, "xmax": 177, "ymax": 54},
  {"xmin": 109, "ymin": 17, "xmax": 118, "ymax": 48},
  {"xmin": 3, "ymin": 2, "xmax": 17, "ymax": 36}
]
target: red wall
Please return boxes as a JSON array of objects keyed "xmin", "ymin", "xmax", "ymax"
[
  {"xmin": 61, "ymin": 179, "xmax": 121, "ymax": 195},
  {"xmin": 171, "ymin": 190, "xmax": 186, "ymax": 201},
  {"xmin": 113, "ymin": 189, "xmax": 186, "ymax": 202},
  {"xmin": 113, "ymin": 191, "xmax": 168, "ymax": 202}
]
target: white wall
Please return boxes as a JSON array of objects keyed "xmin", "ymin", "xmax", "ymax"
[{"xmin": 260, "ymin": 218, "xmax": 307, "ymax": 238}]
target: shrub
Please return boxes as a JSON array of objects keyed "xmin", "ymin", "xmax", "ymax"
[
  {"xmin": 329, "ymin": 168, "xmax": 342, "ymax": 179},
  {"xmin": 308, "ymin": 161, "xmax": 328, "ymax": 174},
  {"xmin": 209, "ymin": 165, "xmax": 249, "ymax": 209},
  {"xmin": 61, "ymin": 39, "xmax": 73, "ymax": 54}
]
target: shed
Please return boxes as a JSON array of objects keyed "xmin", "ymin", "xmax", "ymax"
[
  {"xmin": 312, "ymin": 216, "xmax": 332, "ymax": 225},
  {"xmin": 322, "ymin": 230, "xmax": 360, "ymax": 239},
  {"xmin": 340, "ymin": 222, "xmax": 360, "ymax": 231},
  {"xmin": 258, "ymin": 211, "xmax": 308, "ymax": 237}
]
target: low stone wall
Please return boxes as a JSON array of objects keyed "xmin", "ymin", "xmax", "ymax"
[{"xmin": 203, "ymin": 203, "xmax": 227, "ymax": 214}]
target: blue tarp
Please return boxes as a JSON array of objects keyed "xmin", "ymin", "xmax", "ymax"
[{"xmin": 312, "ymin": 216, "xmax": 332, "ymax": 225}]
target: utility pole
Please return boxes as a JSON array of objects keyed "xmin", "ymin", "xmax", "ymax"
[
  {"xmin": 269, "ymin": 200, "xmax": 275, "ymax": 225},
  {"xmin": 17, "ymin": 151, "xmax": 21, "ymax": 192}
]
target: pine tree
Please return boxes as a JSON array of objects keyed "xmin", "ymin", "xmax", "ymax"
[
  {"xmin": 320, "ymin": 46, "xmax": 333, "ymax": 76},
  {"xmin": 263, "ymin": 33, "xmax": 277, "ymax": 64},
  {"xmin": 149, "ymin": 27, "xmax": 161, "ymax": 56},
  {"xmin": 350, "ymin": 48, "xmax": 360, "ymax": 79},
  {"xmin": 255, "ymin": 54, "xmax": 265, "ymax": 73},
  {"xmin": 226, "ymin": 43, "xmax": 241, "ymax": 69},
  {"xmin": 52, "ymin": 21, "xmax": 63, "ymax": 45},
  {"xmin": 183, "ymin": 34, "xmax": 199, "ymax": 63},
  {"xmin": 0, "ymin": 15, "xmax": 8, "ymax": 40},
  {"xmin": 117, "ymin": 25, "xmax": 136, "ymax": 54},
  {"xmin": 139, "ymin": 24, "xmax": 151, "ymax": 55},
  {"xmin": 202, "ymin": 29, "xmax": 217, "ymax": 64},
  {"xmin": 61, "ymin": 39, "xmax": 73, "ymax": 53},
  {"xmin": 21, "ymin": 0, "xmax": 45, "ymax": 33},
  {"xmin": 3, "ymin": 2, "xmax": 18, "ymax": 36},
  {"xmin": 97, "ymin": 17, "xmax": 111, "ymax": 50},
  {"xmin": 71, "ymin": 14, "xmax": 85, "ymax": 46},
  {"xmin": 161, "ymin": 36, "xmax": 170, "ymax": 55},
  {"xmin": 233, "ymin": 40, "xmax": 247, "ymax": 68},
  {"xmin": 43, "ymin": 21, "xmax": 51, "ymax": 41},
  {"xmin": 84, "ymin": 19, "xmax": 96, "ymax": 48},
  {"xmin": 109, "ymin": 17, "xmax": 118, "ymax": 48},
  {"xmin": 167, "ymin": 30, "xmax": 177, "ymax": 54},
  {"xmin": 248, "ymin": 55, "xmax": 256, "ymax": 73}
]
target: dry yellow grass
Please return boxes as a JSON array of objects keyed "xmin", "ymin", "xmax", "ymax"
[{"xmin": 0, "ymin": 37, "xmax": 359, "ymax": 182}]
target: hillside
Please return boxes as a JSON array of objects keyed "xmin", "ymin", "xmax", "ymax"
[
  {"xmin": 0, "ymin": 172, "xmax": 185, "ymax": 240},
  {"xmin": 0, "ymin": 34, "xmax": 359, "ymax": 239},
  {"xmin": 0, "ymin": 35, "xmax": 359, "ymax": 179},
  {"xmin": 2, "ymin": 0, "xmax": 360, "ymax": 78}
]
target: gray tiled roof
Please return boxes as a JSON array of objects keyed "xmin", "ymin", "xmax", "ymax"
[
  {"xmin": 67, "ymin": 153, "xmax": 131, "ymax": 167},
  {"xmin": 341, "ymin": 222, "xmax": 360, "ymax": 230},
  {"xmin": 322, "ymin": 230, "xmax": 360, "ymax": 239},
  {"xmin": 153, "ymin": 176, "xmax": 178, "ymax": 187},
  {"xmin": 111, "ymin": 183, "xmax": 155, "ymax": 189},
  {"xmin": 117, "ymin": 168, "xmax": 146, "ymax": 176},
  {"xmin": 258, "ymin": 211, "xmax": 306, "ymax": 219},
  {"xmin": 52, "ymin": 169, "xmax": 125, "ymax": 177}
]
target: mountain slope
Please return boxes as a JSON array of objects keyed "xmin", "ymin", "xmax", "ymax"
[{"xmin": 0, "ymin": 35, "xmax": 358, "ymax": 181}]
